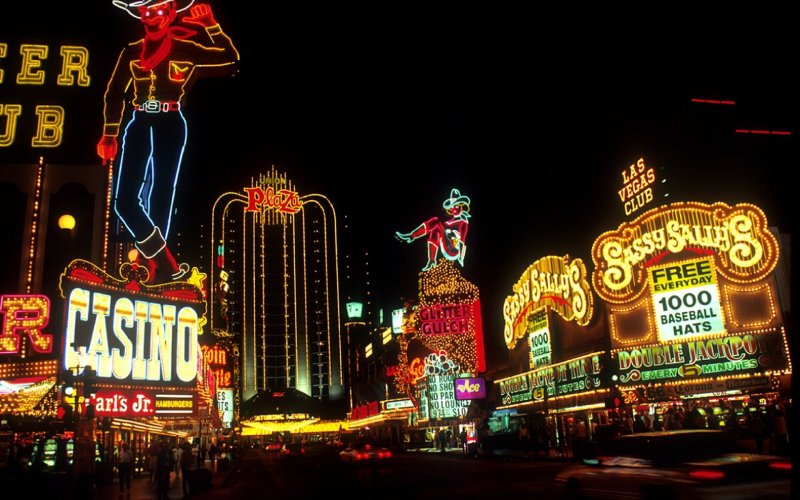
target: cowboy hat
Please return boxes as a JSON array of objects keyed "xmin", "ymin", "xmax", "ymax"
[
  {"xmin": 112, "ymin": 0, "xmax": 195, "ymax": 18},
  {"xmin": 442, "ymin": 188, "xmax": 471, "ymax": 211}
]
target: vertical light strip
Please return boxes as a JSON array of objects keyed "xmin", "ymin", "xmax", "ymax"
[
  {"xmin": 250, "ymin": 202, "xmax": 258, "ymax": 391},
  {"xmin": 320, "ymin": 202, "xmax": 333, "ymax": 390},
  {"xmin": 290, "ymin": 207, "xmax": 298, "ymax": 389},
  {"xmin": 329, "ymin": 199, "xmax": 343, "ymax": 386},
  {"xmin": 307, "ymin": 198, "xmax": 334, "ymax": 391},
  {"xmin": 260, "ymin": 204, "xmax": 266, "ymax": 391},
  {"xmin": 282, "ymin": 206, "xmax": 288, "ymax": 387},
  {"xmin": 301, "ymin": 207, "xmax": 310, "ymax": 392},
  {"xmin": 255, "ymin": 203, "xmax": 261, "ymax": 388},
  {"xmin": 243, "ymin": 205, "xmax": 252, "ymax": 394},
  {"xmin": 25, "ymin": 157, "xmax": 45, "ymax": 294},
  {"xmin": 102, "ymin": 159, "xmax": 114, "ymax": 269}
]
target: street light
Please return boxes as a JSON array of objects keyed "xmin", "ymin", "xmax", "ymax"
[{"xmin": 58, "ymin": 213, "xmax": 76, "ymax": 230}]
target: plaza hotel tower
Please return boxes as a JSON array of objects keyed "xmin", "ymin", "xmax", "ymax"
[{"xmin": 209, "ymin": 167, "xmax": 344, "ymax": 405}]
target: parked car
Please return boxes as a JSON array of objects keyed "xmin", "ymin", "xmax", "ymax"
[
  {"xmin": 554, "ymin": 430, "xmax": 791, "ymax": 499},
  {"xmin": 338, "ymin": 443, "xmax": 392, "ymax": 464}
]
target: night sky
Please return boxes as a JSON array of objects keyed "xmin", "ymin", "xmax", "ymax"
[{"xmin": 3, "ymin": 5, "xmax": 795, "ymax": 367}]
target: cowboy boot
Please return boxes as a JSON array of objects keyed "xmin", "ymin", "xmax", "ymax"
[
  {"xmin": 150, "ymin": 246, "xmax": 190, "ymax": 283},
  {"xmin": 135, "ymin": 228, "xmax": 167, "ymax": 282},
  {"xmin": 135, "ymin": 227, "xmax": 188, "ymax": 283}
]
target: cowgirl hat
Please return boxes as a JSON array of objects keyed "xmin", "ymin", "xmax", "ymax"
[{"xmin": 442, "ymin": 188, "xmax": 471, "ymax": 214}]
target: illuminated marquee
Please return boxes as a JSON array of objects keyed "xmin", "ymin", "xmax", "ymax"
[
  {"xmin": 592, "ymin": 202, "xmax": 779, "ymax": 304},
  {"xmin": 154, "ymin": 393, "xmax": 195, "ymax": 417},
  {"xmin": 0, "ymin": 294, "xmax": 54, "ymax": 355},
  {"xmin": 454, "ymin": 377, "xmax": 486, "ymax": 400},
  {"xmin": 418, "ymin": 303, "xmax": 471, "ymax": 335},
  {"xmin": 497, "ymin": 352, "xmax": 605, "ymax": 406},
  {"xmin": 527, "ymin": 309, "xmax": 551, "ymax": 370},
  {"xmin": 384, "ymin": 398, "xmax": 414, "ymax": 410},
  {"xmin": 243, "ymin": 172, "xmax": 302, "ymax": 214},
  {"xmin": 649, "ymin": 257, "xmax": 725, "ymax": 341},
  {"xmin": 351, "ymin": 401, "xmax": 380, "ymax": 421},
  {"xmin": 503, "ymin": 255, "xmax": 593, "ymax": 349},
  {"xmin": 418, "ymin": 373, "xmax": 469, "ymax": 420},
  {"xmin": 59, "ymin": 259, "xmax": 206, "ymax": 388},
  {"xmin": 417, "ymin": 260, "xmax": 486, "ymax": 373},
  {"xmin": 391, "ymin": 308, "xmax": 405, "ymax": 334},
  {"xmin": 202, "ymin": 344, "xmax": 232, "ymax": 387},
  {"xmin": 0, "ymin": 43, "xmax": 90, "ymax": 148},
  {"xmin": 216, "ymin": 388, "xmax": 233, "ymax": 427},
  {"xmin": 89, "ymin": 389, "xmax": 156, "ymax": 418},
  {"xmin": 618, "ymin": 157, "xmax": 658, "ymax": 216},
  {"xmin": 614, "ymin": 332, "xmax": 786, "ymax": 384}
]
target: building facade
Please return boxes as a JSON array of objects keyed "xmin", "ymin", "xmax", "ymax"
[{"xmin": 210, "ymin": 167, "xmax": 344, "ymax": 406}]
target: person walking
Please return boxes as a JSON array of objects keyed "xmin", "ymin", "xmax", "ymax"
[
  {"xmin": 179, "ymin": 441, "xmax": 194, "ymax": 497},
  {"xmin": 208, "ymin": 443, "xmax": 218, "ymax": 471},
  {"xmin": 147, "ymin": 440, "xmax": 159, "ymax": 482},
  {"xmin": 173, "ymin": 442, "xmax": 183, "ymax": 480},
  {"xmin": 571, "ymin": 418, "xmax": 588, "ymax": 460},
  {"xmin": 459, "ymin": 428, "xmax": 468, "ymax": 456},
  {"xmin": 198, "ymin": 443, "xmax": 207, "ymax": 467},
  {"xmin": 116, "ymin": 441, "xmax": 133, "ymax": 495},
  {"xmin": 518, "ymin": 421, "xmax": 531, "ymax": 456},
  {"xmin": 438, "ymin": 428, "xmax": 448, "ymax": 452},
  {"xmin": 773, "ymin": 409, "xmax": 788, "ymax": 455},
  {"xmin": 155, "ymin": 441, "xmax": 174, "ymax": 500},
  {"xmin": 748, "ymin": 411, "xmax": 766, "ymax": 453}
]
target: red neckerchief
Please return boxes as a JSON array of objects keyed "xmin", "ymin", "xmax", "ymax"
[{"xmin": 140, "ymin": 25, "xmax": 197, "ymax": 72}]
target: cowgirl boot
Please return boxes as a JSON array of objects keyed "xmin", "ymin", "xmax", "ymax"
[
  {"xmin": 422, "ymin": 241, "xmax": 439, "ymax": 271},
  {"xmin": 395, "ymin": 222, "xmax": 428, "ymax": 243}
]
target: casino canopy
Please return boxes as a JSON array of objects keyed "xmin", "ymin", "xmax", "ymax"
[
  {"xmin": 239, "ymin": 389, "xmax": 351, "ymax": 436},
  {"xmin": 240, "ymin": 388, "xmax": 324, "ymax": 421}
]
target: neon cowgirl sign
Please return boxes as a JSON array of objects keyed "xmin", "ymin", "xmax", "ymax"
[{"xmin": 396, "ymin": 188, "xmax": 471, "ymax": 271}]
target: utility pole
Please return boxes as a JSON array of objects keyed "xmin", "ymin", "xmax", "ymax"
[{"xmin": 70, "ymin": 366, "xmax": 96, "ymax": 497}]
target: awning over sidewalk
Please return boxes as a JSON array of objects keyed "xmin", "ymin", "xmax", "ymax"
[{"xmin": 0, "ymin": 375, "xmax": 58, "ymax": 417}]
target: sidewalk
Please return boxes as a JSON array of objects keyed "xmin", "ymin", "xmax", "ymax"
[{"xmin": 93, "ymin": 460, "xmax": 230, "ymax": 500}]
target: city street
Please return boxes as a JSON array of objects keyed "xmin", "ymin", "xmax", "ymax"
[{"xmin": 89, "ymin": 447, "xmax": 568, "ymax": 499}]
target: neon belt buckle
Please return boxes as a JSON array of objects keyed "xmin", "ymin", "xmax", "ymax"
[{"xmin": 143, "ymin": 100, "xmax": 161, "ymax": 113}]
